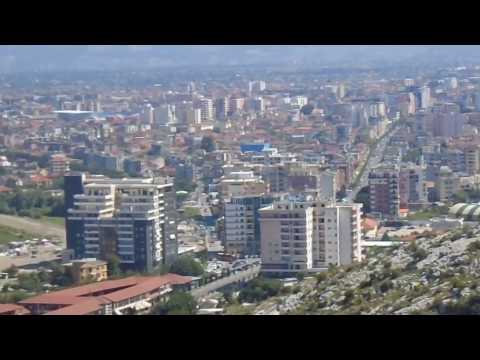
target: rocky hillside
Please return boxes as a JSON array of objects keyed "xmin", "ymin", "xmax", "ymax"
[{"xmin": 252, "ymin": 226, "xmax": 480, "ymax": 315}]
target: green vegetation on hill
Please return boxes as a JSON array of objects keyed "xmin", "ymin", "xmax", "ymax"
[
  {"xmin": 0, "ymin": 224, "xmax": 39, "ymax": 245},
  {"xmin": 238, "ymin": 277, "xmax": 283, "ymax": 303},
  {"xmin": 0, "ymin": 189, "xmax": 64, "ymax": 218},
  {"xmin": 169, "ymin": 256, "xmax": 204, "ymax": 277},
  {"xmin": 244, "ymin": 226, "xmax": 480, "ymax": 315},
  {"xmin": 406, "ymin": 206, "xmax": 449, "ymax": 221},
  {"xmin": 149, "ymin": 291, "xmax": 197, "ymax": 315}
]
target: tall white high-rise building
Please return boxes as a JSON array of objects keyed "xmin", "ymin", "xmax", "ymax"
[
  {"xmin": 186, "ymin": 108, "xmax": 202, "ymax": 124},
  {"xmin": 248, "ymin": 81, "xmax": 266, "ymax": 94},
  {"xmin": 154, "ymin": 104, "xmax": 176, "ymax": 125},
  {"xmin": 291, "ymin": 96, "xmax": 308, "ymax": 108},
  {"xmin": 420, "ymin": 86, "xmax": 431, "ymax": 109},
  {"xmin": 337, "ymin": 84, "xmax": 346, "ymax": 99},
  {"xmin": 200, "ymin": 98, "xmax": 214, "ymax": 122},
  {"xmin": 142, "ymin": 104, "xmax": 154, "ymax": 124},
  {"xmin": 259, "ymin": 195, "xmax": 363, "ymax": 275},
  {"xmin": 448, "ymin": 77, "xmax": 458, "ymax": 90}
]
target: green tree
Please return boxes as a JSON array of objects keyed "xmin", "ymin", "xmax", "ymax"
[
  {"xmin": 300, "ymin": 104, "xmax": 314, "ymax": 115},
  {"xmin": 238, "ymin": 277, "xmax": 282, "ymax": 303},
  {"xmin": 5, "ymin": 265, "xmax": 18, "ymax": 278},
  {"xmin": 106, "ymin": 254, "xmax": 122, "ymax": 277},
  {"xmin": 201, "ymin": 136, "xmax": 216, "ymax": 153},
  {"xmin": 150, "ymin": 291, "xmax": 197, "ymax": 315},
  {"xmin": 169, "ymin": 256, "xmax": 204, "ymax": 277}
]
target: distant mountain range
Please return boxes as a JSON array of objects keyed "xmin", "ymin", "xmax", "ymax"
[{"xmin": 0, "ymin": 45, "xmax": 480, "ymax": 73}]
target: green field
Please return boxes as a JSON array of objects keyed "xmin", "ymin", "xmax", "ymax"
[
  {"xmin": 0, "ymin": 224, "xmax": 38, "ymax": 245},
  {"xmin": 36, "ymin": 216, "xmax": 65, "ymax": 227}
]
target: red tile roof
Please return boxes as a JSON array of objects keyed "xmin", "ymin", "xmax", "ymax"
[
  {"xmin": 20, "ymin": 274, "xmax": 192, "ymax": 315},
  {"xmin": 44, "ymin": 299, "xmax": 103, "ymax": 316},
  {"xmin": 0, "ymin": 304, "xmax": 30, "ymax": 315}
]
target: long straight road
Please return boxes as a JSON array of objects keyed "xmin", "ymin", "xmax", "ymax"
[{"xmin": 346, "ymin": 125, "xmax": 401, "ymax": 203}]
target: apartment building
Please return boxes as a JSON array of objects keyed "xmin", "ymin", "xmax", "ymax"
[
  {"xmin": 218, "ymin": 171, "xmax": 268, "ymax": 197},
  {"xmin": 64, "ymin": 258, "xmax": 108, "ymax": 284},
  {"xmin": 368, "ymin": 166, "xmax": 400, "ymax": 218},
  {"xmin": 200, "ymin": 98, "xmax": 214, "ymax": 122},
  {"xmin": 49, "ymin": 154, "xmax": 70, "ymax": 177},
  {"xmin": 398, "ymin": 164, "xmax": 428, "ymax": 210},
  {"xmin": 259, "ymin": 195, "xmax": 362, "ymax": 275},
  {"xmin": 224, "ymin": 195, "xmax": 274, "ymax": 256},
  {"xmin": 65, "ymin": 174, "xmax": 177, "ymax": 272},
  {"xmin": 435, "ymin": 166, "xmax": 460, "ymax": 202},
  {"xmin": 215, "ymin": 97, "xmax": 230, "ymax": 120}
]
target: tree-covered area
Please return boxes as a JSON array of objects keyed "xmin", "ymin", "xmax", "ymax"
[
  {"xmin": 69, "ymin": 162, "xmax": 127, "ymax": 179},
  {"xmin": 168, "ymin": 256, "xmax": 204, "ymax": 277},
  {"xmin": 200, "ymin": 136, "xmax": 216, "ymax": 153},
  {"xmin": 0, "ymin": 263, "xmax": 75, "ymax": 303},
  {"xmin": 401, "ymin": 148, "xmax": 422, "ymax": 163},
  {"xmin": 451, "ymin": 189, "xmax": 480, "ymax": 204},
  {"xmin": 174, "ymin": 178, "xmax": 197, "ymax": 193},
  {"xmin": 0, "ymin": 189, "xmax": 64, "ymax": 218},
  {"xmin": 182, "ymin": 206, "xmax": 202, "ymax": 221},
  {"xmin": 354, "ymin": 186, "xmax": 370, "ymax": 213},
  {"xmin": 149, "ymin": 291, "xmax": 197, "ymax": 315},
  {"xmin": 238, "ymin": 277, "xmax": 283, "ymax": 303},
  {"xmin": 0, "ymin": 150, "xmax": 50, "ymax": 168}
]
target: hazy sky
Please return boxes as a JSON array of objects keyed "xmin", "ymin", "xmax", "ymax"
[{"xmin": 0, "ymin": 45, "xmax": 479, "ymax": 72}]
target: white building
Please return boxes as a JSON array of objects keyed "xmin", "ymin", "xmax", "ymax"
[
  {"xmin": 291, "ymin": 96, "xmax": 308, "ymax": 108},
  {"xmin": 66, "ymin": 177, "xmax": 177, "ymax": 272},
  {"xmin": 142, "ymin": 104, "xmax": 154, "ymax": 124},
  {"xmin": 259, "ymin": 195, "xmax": 363, "ymax": 275},
  {"xmin": 200, "ymin": 98, "xmax": 214, "ymax": 122},
  {"xmin": 420, "ymin": 86, "xmax": 431, "ymax": 109},
  {"xmin": 186, "ymin": 108, "xmax": 202, "ymax": 125}
]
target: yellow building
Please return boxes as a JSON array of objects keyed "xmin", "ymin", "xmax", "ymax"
[{"xmin": 65, "ymin": 259, "xmax": 108, "ymax": 284}]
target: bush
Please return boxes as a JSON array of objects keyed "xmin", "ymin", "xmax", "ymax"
[
  {"xmin": 467, "ymin": 241, "xmax": 480, "ymax": 253},
  {"xmin": 343, "ymin": 289, "xmax": 355, "ymax": 305},
  {"xmin": 169, "ymin": 256, "xmax": 204, "ymax": 277},
  {"xmin": 379, "ymin": 280, "xmax": 394, "ymax": 293},
  {"xmin": 296, "ymin": 272, "xmax": 305, "ymax": 281},
  {"xmin": 150, "ymin": 292, "xmax": 197, "ymax": 315},
  {"xmin": 412, "ymin": 248, "xmax": 428, "ymax": 261},
  {"xmin": 238, "ymin": 277, "xmax": 282, "ymax": 303},
  {"xmin": 315, "ymin": 272, "xmax": 328, "ymax": 284}
]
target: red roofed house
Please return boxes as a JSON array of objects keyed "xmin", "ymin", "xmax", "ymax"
[
  {"xmin": 19, "ymin": 274, "xmax": 192, "ymax": 315},
  {"xmin": 0, "ymin": 185, "xmax": 13, "ymax": 193}
]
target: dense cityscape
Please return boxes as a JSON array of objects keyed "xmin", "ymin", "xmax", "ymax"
[{"xmin": 2, "ymin": 45, "xmax": 480, "ymax": 315}]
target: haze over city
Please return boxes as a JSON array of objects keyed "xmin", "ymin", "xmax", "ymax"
[
  {"xmin": 2, "ymin": 45, "xmax": 480, "ymax": 316},
  {"xmin": 1, "ymin": 46, "xmax": 480, "ymax": 72}
]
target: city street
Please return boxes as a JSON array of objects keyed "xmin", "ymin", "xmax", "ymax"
[{"xmin": 346, "ymin": 125, "xmax": 401, "ymax": 203}]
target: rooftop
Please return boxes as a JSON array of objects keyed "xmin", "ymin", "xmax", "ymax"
[{"xmin": 20, "ymin": 274, "xmax": 192, "ymax": 315}]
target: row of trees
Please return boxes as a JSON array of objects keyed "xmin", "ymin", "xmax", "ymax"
[{"xmin": 0, "ymin": 189, "xmax": 64, "ymax": 218}]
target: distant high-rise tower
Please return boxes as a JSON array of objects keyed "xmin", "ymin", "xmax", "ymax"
[
  {"xmin": 420, "ymin": 86, "xmax": 431, "ymax": 109},
  {"xmin": 200, "ymin": 98, "xmax": 214, "ymax": 122},
  {"xmin": 215, "ymin": 97, "xmax": 230, "ymax": 120},
  {"xmin": 142, "ymin": 104, "xmax": 154, "ymax": 124},
  {"xmin": 154, "ymin": 104, "xmax": 176, "ymax": 125}
]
